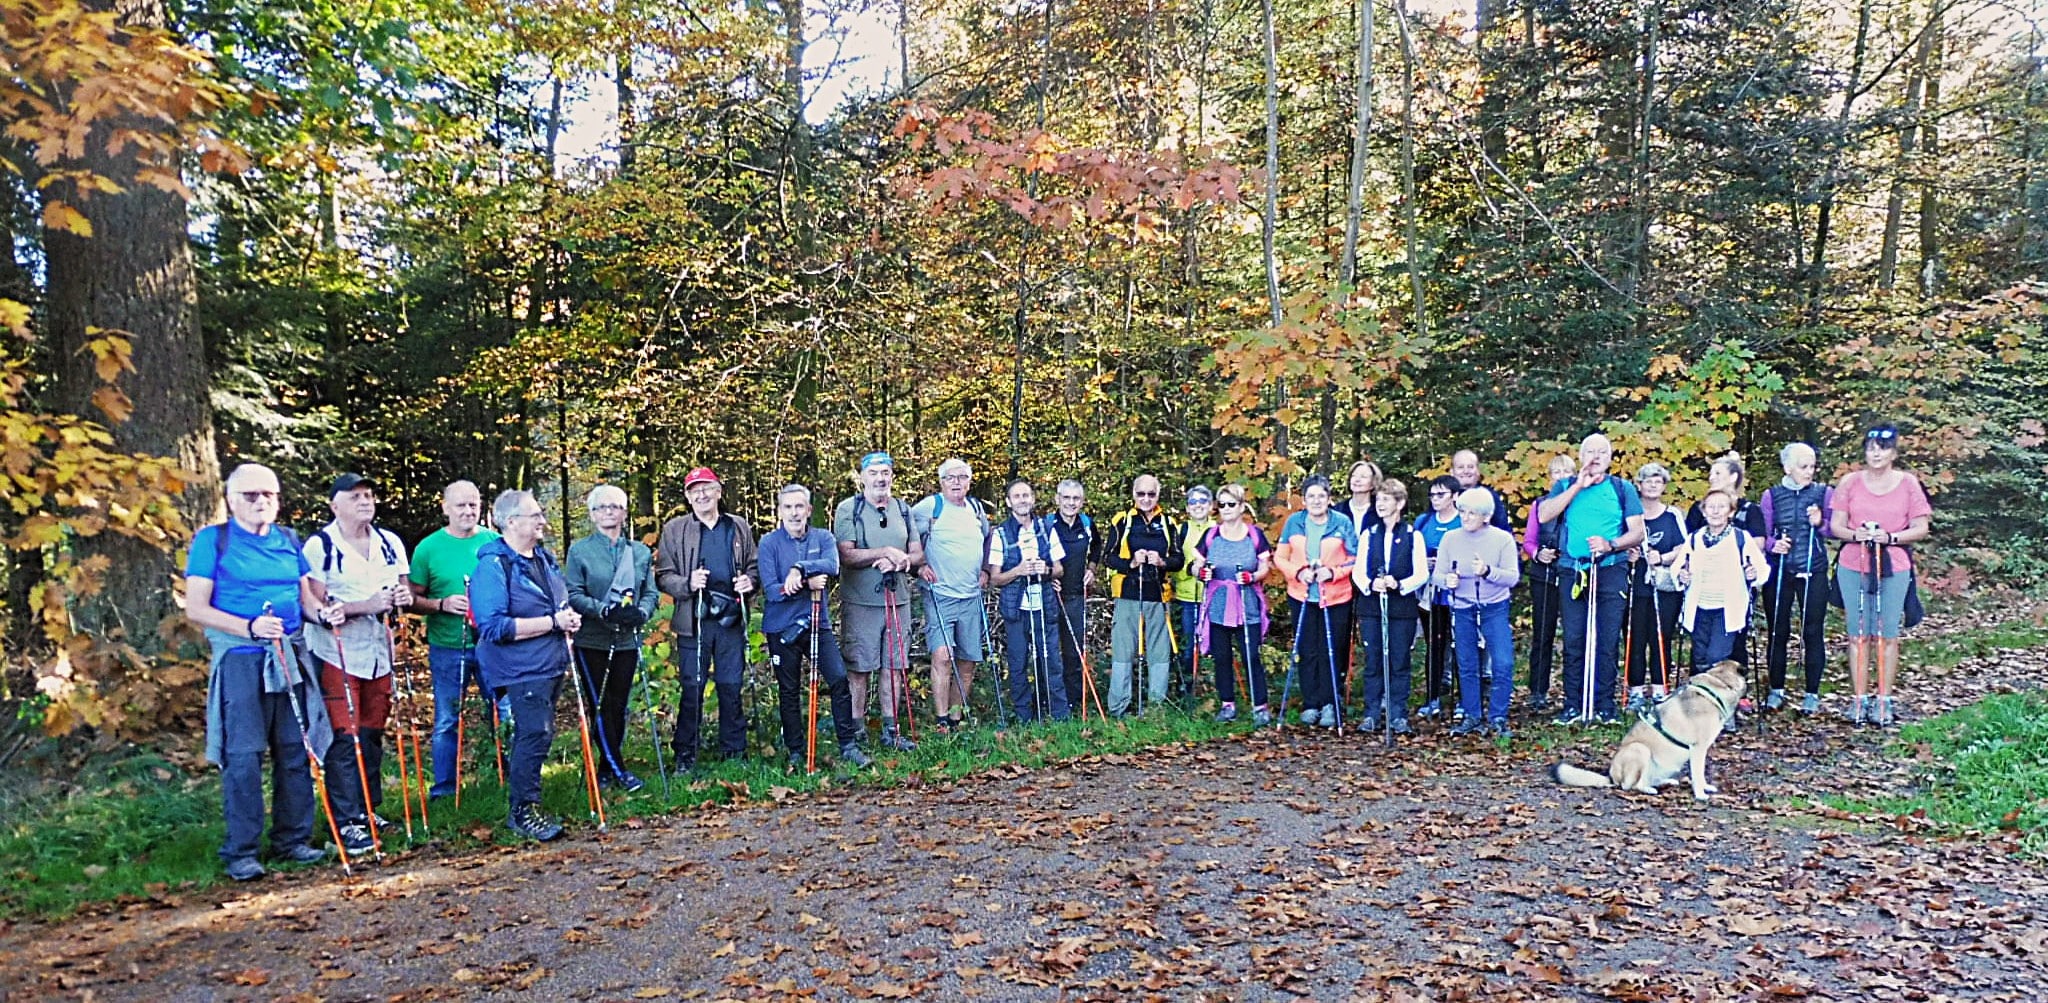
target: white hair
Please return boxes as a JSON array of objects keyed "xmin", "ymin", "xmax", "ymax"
[
  {"xmin": 778, "ymin": 483, "xmax": 811, "ymax": 503},
  {"xmin": 1455, "ymin": 487, "xmax": 1496, "ymax": 519},
  {"xmin": 225, "ymin": 463, "xmax": 278, "ymax": 492},
  {"xmin": 585, "ymin": 484, "xmax": 628, "ymax": 511},
  {"xmin": 1780, "ymin": 442, "xmax": 1816, "ymax": 470},
  {"xmin": 1580, "ymin": 433, "xmax": 1613, "ymax": 454},
  {"xmin": 937, "ymin": 458, "xmax": 972, "ymax": 479},
  {"xmin": 493, "ymin": 489, "xmax": 537, "ymax": 527}
]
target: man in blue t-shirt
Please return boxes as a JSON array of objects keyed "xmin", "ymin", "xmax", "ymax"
[
  {"xmin": 184, "ymin": 463, "xmax": 339, "ymax": 881},
  {"xmin": 1535, "ymin": 434, "xmax": 1646, "ymax": 724}
]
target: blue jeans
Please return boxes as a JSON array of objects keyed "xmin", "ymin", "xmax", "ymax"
[
  {"xmin": 1559, "ymin": 560, "xmax": 1627, "ymax": 716},
  {"xmin": 429, "ymin": 645, "xmax": 508, "ymax": 797},
  {"xmin": 216, "ymin": 649, "xmax": 314, "ymax": 862},
  {"xmin": 1453, "ymin": 600, "xmax": 1515, "ymax": 723},
  {"xmin": 503, "ymin": 675, "xmax": 562, "ymax": 811},
  {"xmin": 1003, "ymin": 609, "xmax": 1070, "ymax": 722}
]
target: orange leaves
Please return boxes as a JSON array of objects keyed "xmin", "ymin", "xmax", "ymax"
[{"xmin": 41, "ymin": 201, "xmax": 92, "ymax": 237}]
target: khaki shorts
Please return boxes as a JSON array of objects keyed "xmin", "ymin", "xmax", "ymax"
[{"xmin": 841, "ymin": 600, "xmax": 910, "ymax": 674}]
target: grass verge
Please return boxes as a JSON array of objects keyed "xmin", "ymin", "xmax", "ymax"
[
  {"xmin": 1847, "ymin": 690, "xmax": 2048, "ymax": 856},
  {"xmin": 0, "ymin": 705, "xmax": 1243, "ymax": 921}
]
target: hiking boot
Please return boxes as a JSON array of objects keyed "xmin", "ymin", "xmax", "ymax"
[
  {"xmin": 839, "ymin": 743, "xmax": 874, "ymax": 769},
  {"xmin": 1253, "ymin": 706, "xmax": 1273, "ymax": 726},
  {"xmin": 337, "ymin": 823, "xmax": 375, "ymax": 857},
  {"xmin": 1800, "ymin": 692, "xmax": 1821, "ymax": 716},
  {"xmin": 1448, "ymin": 718, "xmax": 1482, "ymax": 737},
  {"xmin": 1215, "ymin": 703, "xmax": 1238, "ymax": 723},
  {"xmin": 1766, "ymin": 689, "xmax": 1787, "ymax": 711},
  {"xmin": 787, "ymin": 750, "xmax": 808, "ymax": 773},
  {"xmin": 1318, "ymin": 704, "xmax": 1338, "ymax": 728},
  {"xmin": 881, "ymin": 729, "xmax": 918, "ymax": 752},
  {"xmin": 225, "ymin": 857, "xmax": 266, "ymax": 882},
  {"xmin": 1389, "ymin": 718, "xmax": 1413, "ymax": 736},
  {"xmin": 1415, "ymin": 699, "xmax": 1443, "ymax": 720},
  {"xmin": 1847, "ymin": 695, "xmax": 1868, "ymax": 726},
  {"xmin": 274, "ymin": 843, "xmax": 328, "ymax": 864},
  {"xmin": 508, "ymin": 803, "xmax": 563, "ymax": 842},
  {"xmin": 1298, "ymin": 707, "xmax": 1320, "ymax": 726}
]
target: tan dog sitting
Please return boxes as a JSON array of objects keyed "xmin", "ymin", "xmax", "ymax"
[{"xmin": 1551, "ymin": 660, "xmax": 1745, "ymax": 801}]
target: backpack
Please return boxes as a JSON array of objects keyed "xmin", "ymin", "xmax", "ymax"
[
  {"xmin": 848, "ymin": 495, "xmax": 914, "ymax": 551},
  {"xmin": 210, "ymin": 521, "xmax": 302, "ymax": 563},
  {"xmin": 309, "ymin": 525, "xmax": 401, "ymax": 574},
  {"xmin": 922, "ymin": 494, "xmax": 991, "ymax": 553}
]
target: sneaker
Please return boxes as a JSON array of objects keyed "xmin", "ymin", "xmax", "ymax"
[
  {"xmin": 1253, "ymin": 706, "xmax": 1273, "ymax": 726},
  {"xmin": 371, "ymin": 812, "xmax": 397, "ymax": 834},
  {"xmin": 881, "ymin": 729, "xmax": 918, "ymax": 752},
  {"xmin": 1594, "ymin": 711, "xmax": 1622, "ymax": 726},
  {"xmin": 616, "ymin": 771, "xmax": 646, "ymax": 793},
  {"xmin": 1488, "ymin": 719, "xmax": 1513, "ymax": 740},
  {"xmin": 274, "ymin": 843, "xmax": 328, "ymax": 864},
  {"xmin": 1451, "ymin": 704, "xmax": 1468, "ymax": 723},
  {"xmin": 1415, "ymin": 699, "xmax": 1443, "ymax": 720},
  {"xmin": 1215, "ymin": 703, "xmax": 1238, "ymax": 723},
  {"xmin": 1874, "ymin": 696, "xmax": 1897, "ymax": 728},
  {"xmin": 1527, "ymin": 695, "xmax": 1553, "ymax": 714},
  {"xmin": 1627, "ymin": 690, "xmax": 1650, "ymax": 714},
  {"xmin": 508, "ymin": 803, "xmax": 563, "ymax": 842},
  {"xmin": 1359, "ymin": 716, "xmax": 1379, "ymax": 733},
  {"xmin": 1389, "ymin": 718, "xmax": 1413, "ymax": 736},
  {"xmin": 337, "ymin": 823, "xmax": 375, "ymax": 856},
  {"xmin": 1298, "ymin": 707, "xmax": 1320, "ymax": 726},
  {"xmin": 225, "ymin": 857, "xmax": 266, "ymax": 882},
  {"xmin": 1318, "ymin": 704, "xmax": 1338, "ymax": 728},
  {"xmin": 1847, "ymin": 695, "xmax": 1868, "ymax": 726},
  {"xmin": 1801, "ymin": 692, "xmax": 1820, "ymax": 716},
  {"xmin": 1551, "ymin": 710, "xmax": 1584, "ymax": 728},
  {"xmin": 839, "ymin": 743, "xmax": 874, "ymax": 769},
  {"xmin": 1767, "ymin": 689, "xmax": 1787, "ymax": 711},
  {"xmin": 1448, "ymin": 718, "xmax": 1482, "ymax": 737},
  {"xmin": 787, "ymin": 750, "xmax": 807, "ymax": 772}
]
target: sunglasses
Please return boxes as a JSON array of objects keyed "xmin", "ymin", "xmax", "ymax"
[
  {"xmin": 1218, "ymin": 501, "xmax": 1242, "ymax": 509},
  {"xmin": 1134, "ymin": 491, "xmax": 1158, "ymax": 497}
]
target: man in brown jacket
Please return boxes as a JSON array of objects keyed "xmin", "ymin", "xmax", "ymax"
[{"xmin": 655, "ymin": 467, "xmax": 758, "ymax": 769}]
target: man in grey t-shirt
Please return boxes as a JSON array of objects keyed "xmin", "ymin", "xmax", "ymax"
[
  {"xmin": 911, "ymin": 458, "xmax": 991, "ymax": 730},
  {"xmin": 833, "ymin": 451, "xmax": 923, "ymax": 750}
]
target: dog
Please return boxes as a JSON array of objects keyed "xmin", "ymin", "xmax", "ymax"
[{"xmin": 1551, "ymin": 660, "xmax": 1745, "ymax": 801}]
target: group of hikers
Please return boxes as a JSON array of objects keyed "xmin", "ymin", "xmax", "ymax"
[{"xmin": 187, "ymin": 424, "xmax": 1932, "ymax": 879}]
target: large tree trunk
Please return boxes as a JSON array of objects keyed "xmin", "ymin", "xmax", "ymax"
[
  {"xmin": 1261, "ymin": 0, "xmax": 1288, "ymax": 492},
  {"xmin": 43, "ymin": 0, "xmax": 223, "ymax": 649},
  {"xmin": 1877, "ymin": 11, "xmax": 1932, "ymax": 291},
  {"xmin": 1395, "ymin": 0, "xmax": 1427, "ymax": 343},
  {"xmin": 1804, "ymin": 0, "xmax": 1870, "ymax": 320}
]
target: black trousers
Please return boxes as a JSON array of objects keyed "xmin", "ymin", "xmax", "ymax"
[
  {"xmin": 1526, "ymin": 564, "xmax": 1562, "ymax": 698},
  {"xmin": 1765, "ymin": 568, "xmax": 1829, "ymax": 694},
  {"xmin": 573, "ymin": 645, "xmax": 639, "ymax": 781},
  {"xmin": 1624, "ymin": 584, "xmax": 1683, "ymax": 689},
  {"xmin": 1422, "ymin": 603, "xmax": 1454, "ymax": 705}
]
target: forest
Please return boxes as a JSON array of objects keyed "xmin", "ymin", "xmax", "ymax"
[{"xmin": 3, "ymin": 0, "xmax": 2046, "ymax": 738}]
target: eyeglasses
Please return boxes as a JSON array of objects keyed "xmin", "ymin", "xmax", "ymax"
[
  {"xmin": 509, "ymin": 510, "xmax": 546, "ymax": 521},
  {"xmin": 237, "ymin": 490, "xmax": 278, "ymax": 502},
  {"xmin": 940, "ymin": 474, "xmax": 971, "ymax": 482},
  {"xmin": 591, "ymin": 503, "xmax": 625, "ymax": 512},
  {"xmin": 1134, "ymin": 491, "xmax": 1158, "ymax": 497},
  {"xmin": 1429, "ymin": 491, "xmax": 1452, "ymax": 498},
  {"xmin": 871, "ymin": 503, "xmax": 890, "ymax": 528}
]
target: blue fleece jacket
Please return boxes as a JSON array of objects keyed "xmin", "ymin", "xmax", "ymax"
[{"xmin": 471, "ymin": 537, "xmax": 570, "ymax": 691}]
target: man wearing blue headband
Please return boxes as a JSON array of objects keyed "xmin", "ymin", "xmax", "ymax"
[{"xmin": 833, "ymin": 451, "xmax": 923, "ymax": 750}]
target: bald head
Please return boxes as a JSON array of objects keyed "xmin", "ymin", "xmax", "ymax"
[
  {"xmin": 1451, "ymin": 450, "xmax": 1481, "ymax": 488},
  {"xmin": 442, "ymin": 479, "xmax": 483, "ymax": 536}
]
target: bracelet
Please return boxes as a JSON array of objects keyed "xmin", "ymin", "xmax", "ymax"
[{"xmin": 246, "ymin": 615, "xmax": 259, "ymax": 638}]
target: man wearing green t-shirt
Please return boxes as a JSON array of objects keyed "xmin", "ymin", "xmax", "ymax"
[{"xmin": 407, "ymin": 480, "xmax": 504, "ymax": 798}]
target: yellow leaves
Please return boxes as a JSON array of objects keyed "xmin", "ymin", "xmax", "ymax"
[
  {"xmin": 0, "ymin": 298, "xmax": 29, "ymax": 340},
  {"xmin": 81, "ymin": 332, "xmax": 134, "ymax": 381},
  {"xmin": 42, "ymin": 200, "xmax": 92, "ymax": 237}
]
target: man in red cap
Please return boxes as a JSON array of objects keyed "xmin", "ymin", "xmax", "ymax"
[{"xmin": 655, "ymin": 467, "xmax": 758, "ymax": 769}]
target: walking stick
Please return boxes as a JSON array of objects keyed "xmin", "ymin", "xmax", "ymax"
[
  {"xmin": 885, "ymin": 576, "xmax": 917, "ymax": 740},
  {"xmin": 1380, "ymin": 590, "xmax": 1393, "ymax": 749},
  {"xmin": 324, "ymin": 609, "xmax": 383, "ymax": 859},
  {"xmin": 562, "ymin": 622, "xmax": 608, "ymax": 832},
  {"xmin": 1320, "ymin": 596, "xmax": 1342, "ymax": 736},
  {"xmin": 1621, "ymin": 564, "xmax": 1636, "ymax": 707},
  {"xmin": 263, "ymin": 603, "xmax": 352, "ymax": 875},
  {"xmin": 1278, "ymin": 594, "xmax": 1307, "ymax": 731},
  {"xmin": 1133, "ymin": 563, "xmax": 1149, "ymax": 718},
  {"xmin": 382, "ymin": 614, "xmax": 425, "ymax": 838},
  {"xmin": 574, "ymin": 645, "xmax": 630, "ymax": 786},
  {"xmin": 1080, "ymin": 582, "xmax": 1108, "ymax": 722},
  {"xmin": 806, "ymin": 588, "xmax": 822, "ymax": 772},
  {"xmin": 635, "ymin": 643, "xmax": 670, "ymax": 798},
  {"xmin": 1582, "ymin": 561, "xmax": 1599, "ymax": 724}
]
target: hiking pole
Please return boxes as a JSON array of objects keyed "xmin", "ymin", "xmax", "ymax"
[
  {"xmin": 885, "ymin": 576, "xmax": 917, "ymax": 741},
  {"xmin": 1582, "ymin": 561, "xmax": 1599, "ymax": 724},
  {"xmin": 1621, "ymin": 563, "xmax": 1637, "ymax": 709},
  {"xmin": 635, "ymin": 644, "xmax": 670, "ymax": 798},
  {"xmin": 562, "ymin": 618, "xmax": 608, "ymax": 832},
  {"xmin": 1320, "ymin": 595, "xmax": 1342, "ymax": 736},
  {"xmin": 1379, "ymin": 590, "xmax": 1393, "ymax": 749},
  {"xmin": 807, "ymin": 588, "xmax": 822, "ymax": 773},
  {"xmin": 1133, "ymin": 563, "xmax": 1149, "ymax": 717},
  {"xmin": 324, "ymin": 606, "xmax": 384, "ymax": 860},
  {"xmin": 575, "ymin": 645, "xmax": 631, "ymax": 788},
  {"xmin": 263, "ymin": 603, "xmax": 352, "ymax": 876},
  {"xmin": 380, "ymin": 614, "xmax": 420, "ymax": 839},
  {"xmin": 1081, "ymin": 582, "xmax": 1108, "ymax": 722},
  {"xmin": 1278, "ymin": 594, "xmax": 1307, "ymax": 732}
]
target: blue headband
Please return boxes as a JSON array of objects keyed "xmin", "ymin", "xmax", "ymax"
[{"xmin": 860, "ymin": 451, "xmax": 895, "ymax": 471}]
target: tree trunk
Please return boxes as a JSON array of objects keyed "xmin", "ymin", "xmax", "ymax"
[
  {"xmin": 1915, "ymin": 5, "xmax": 1943, "ymax": 298},
  {"xmin": 1625, "ymin": 0, "xmax": 1658, "ymax": 309},
  {"xmin": 1324, "ymin": 0, "xmax": 1373, "ymax": 476},
  {"xmin": 1395, "ymin": 0, "xmax": 1428, "ymax": 342},
  {"xmin": 1261, "ymin": 0, "xmax": 1288, "ymax": 491},
  {"xmin": 1475, "ymin": 0, "xmax": 1507, "ymax": 169},
  {"xmin": 616, "ymin": 49, "xmax": 637, "ymax": 177},
  {"xmin": 43, "ymin": 0, "xmax": 223, "ymax": 648},
  {"xmin": 1877, "ymin": 13, "xmax": 1931, "ymax": 291},
  {"xmin": 1804, "ymin": 0, "xmax": 1870, "ymax": 320}
]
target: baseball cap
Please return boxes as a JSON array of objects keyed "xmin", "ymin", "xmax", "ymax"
[
  {"xmin": 330, "ymin": 472, "xmax": 375, "ymax": 497},
  {"xmin": 683, "ymin": 467, "xmax": 720, "ymax": 489}
]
